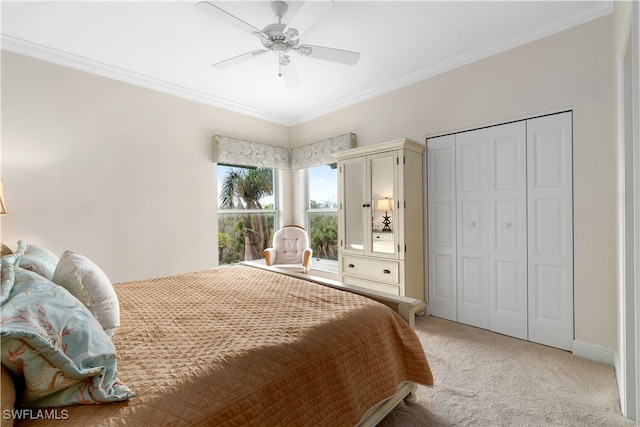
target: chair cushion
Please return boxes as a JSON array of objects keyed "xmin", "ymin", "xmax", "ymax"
[{"xmin": 274, "ymin": 227, "xmax": 309, "ymax": 264}]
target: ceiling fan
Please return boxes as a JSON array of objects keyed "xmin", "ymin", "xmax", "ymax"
[{"xmin": 195, "ymin": 1, "xmax": 361, "ymax": 88}]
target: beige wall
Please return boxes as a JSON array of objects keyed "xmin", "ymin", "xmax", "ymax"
[
  {"xmin": 291, "ymin": 16, "xmax": 616, "ymax": 350},
  {"xmin": 1, "ymin": 15, "xmax": 618, "ymax": 350},
  {"xmin": 0, "ymin": 52, "xmax": 289, "ymax": 283}
]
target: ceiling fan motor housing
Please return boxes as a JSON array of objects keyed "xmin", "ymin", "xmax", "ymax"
[{"xmin": 262, "ymin": 23, "xmax": 287, "ymax": 42}]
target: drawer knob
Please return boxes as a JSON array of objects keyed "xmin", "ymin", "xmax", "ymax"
[
  {"xmin": 348, "ymin": 263, "xmax": 355, "ymax": 268},
  {"xmin": 383, "ymin": 269, "xmax": 391, "ymax": 274}
]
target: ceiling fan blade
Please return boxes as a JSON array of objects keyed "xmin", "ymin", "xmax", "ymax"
[
  {"xmin": 298, "ymin": 44, "xmax": 360, "ymax": 66},
  {"xmin": 196, "ymin": 1, "xmax": 267, "ymax": 39},
  {"xmin": 283, "ymin": 0, "xmax": 333, "ymax": 38},
  {"xmin": 211, "ymin": 50, "xmax": 267, "ymax": 69},
  {"xmin": 280, "ymin": 60, "xmax": 300, "ymax": 89}
]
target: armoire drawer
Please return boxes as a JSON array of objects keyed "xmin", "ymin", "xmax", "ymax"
[
  {"xmin": 341, "ymin": 256, "xmax": 399, "ymax": 284},
  {"xmin": 372, "ymin": 232, "xmax": 393, "ymax": 241},
  {"xmin": 343, "ymin": 275, "xmax": 400, "ymax": 296}
]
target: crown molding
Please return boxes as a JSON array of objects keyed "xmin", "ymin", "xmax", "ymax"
[
  {"xmin": 0, "ymin": 34, "xmax": 294, "ymax": 126},
  {"xmin": 288, "ymin": 0, "xmax": 613, "ymax": 126},
  {"xmin": 1, "ymin": 1, "xmax": 612, "ymax": 128}
]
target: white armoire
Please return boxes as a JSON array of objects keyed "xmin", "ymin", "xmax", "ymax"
[
  {"xmin": 427, "ymin": 112, "xmax": 573, "ymax": 351},
  {"xmin": 333, "ymin": 138, "xmax": 425, "ymax": 301}
]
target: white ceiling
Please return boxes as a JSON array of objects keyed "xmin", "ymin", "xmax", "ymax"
[{"xmin": 1, "ymin": 1, "xmax": 612, "ymax": 126}]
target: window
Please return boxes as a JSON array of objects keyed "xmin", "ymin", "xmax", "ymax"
[
  {"xmin": 217, "ymin": 165, "xmax": 276, "ymax": 265},
  {"xmin": 307, "ymin": 164, "xmax": 338, "ymax": 264}
]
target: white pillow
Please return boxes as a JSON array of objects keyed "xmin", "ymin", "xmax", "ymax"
[{"xmin": 52, "ymin": 250, "xmax": 120, "ymax": 337}]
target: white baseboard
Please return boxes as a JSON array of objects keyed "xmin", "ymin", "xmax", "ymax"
[
  {"xmin": 424, "ymin": 304, "xmax": 431, "ymax": 316},
  {"xmin": 572, "ymin": 340, "xmax": 616, "ymax": 365}
]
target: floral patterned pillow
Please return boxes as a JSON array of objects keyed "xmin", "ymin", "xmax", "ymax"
[
  {"xmin": 52, "ymin": 250, "xmax": 120, "ymax": 338},
  {"xmin": 1, "ymin": 264, "xmax": 134, "ymax": 407},
  {"xmin": 15, "ymin": 240, "xmax": 59, "ymax": 281}
]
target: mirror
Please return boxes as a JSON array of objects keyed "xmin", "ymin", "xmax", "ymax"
[
  {"xmin": 343, "ymin": 159, "xmax": 364, "ymax": 252},
  {"xmin": 370, "ymin": 155, "xmax": 395, "ymax": 254}
]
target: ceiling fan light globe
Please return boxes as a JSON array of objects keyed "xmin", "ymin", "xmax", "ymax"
[
  {"xmin": 285, "ymin": 27, "xmax": 299, "ymax": 40},
  {"xmin": 297, "ymin": 45, "xmax": 312, "ymax": 56},
  {"xmin": 272, "ymin": 42, "xmax": 289, "ymax": 56},
  {"xmin": 279, "ymin": 55, "xmax": 291, "ymax": 66}
]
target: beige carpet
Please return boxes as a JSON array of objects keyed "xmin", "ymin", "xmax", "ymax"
[{"xmin": 380, "ymin": 316, "xmax": 636, "ymax": 427}]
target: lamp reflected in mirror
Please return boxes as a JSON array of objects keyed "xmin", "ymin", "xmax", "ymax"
[{"xmin": 376, "ymin": 198, "xmax": 393, "ymax": 232}]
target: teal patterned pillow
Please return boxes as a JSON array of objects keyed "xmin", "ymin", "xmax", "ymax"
[
  {"xmin": 1, "ymin": 266, "xmax": 135, "ymax": 407},
  {"xmin": 52, "ymin": 250, "xmax": 120, "ymax": 337},
  {"xmin": 1, "ymin": 254, "xmax": 19, "ymax": 305},
  {"xmin": 15, "ymin": 240, "xmax": 59, "ymax": 280}
]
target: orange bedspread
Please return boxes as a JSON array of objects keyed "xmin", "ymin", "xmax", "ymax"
[{"xmin": 16, "ymin": 264, "xmax": 433, "ymax": 426}]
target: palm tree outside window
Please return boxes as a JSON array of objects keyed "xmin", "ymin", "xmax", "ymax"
[
  {"xmin": 307, "ymin": 164, "xmax": 338, "ymax": 264},
  {"xmin": 217, "ymin": 165, "xmax": 276, "ymax": 265}
]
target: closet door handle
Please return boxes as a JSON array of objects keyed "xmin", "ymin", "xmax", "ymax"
[
  {"xmin": 383, "ymin": 269, "xmax": 391, "ymax": 274},
  {"xmin": 362, "ymin": 203, "xmax": 371, "ymax": 208}
]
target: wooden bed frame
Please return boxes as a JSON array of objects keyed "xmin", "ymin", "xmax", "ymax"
[{"xmin": 241, "ymin": 261, "xmax": 426, "ymax": 425}]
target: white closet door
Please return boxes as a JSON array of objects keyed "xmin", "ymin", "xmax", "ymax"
[
  {"xmin": 427, "ymin": 135, "xmax": 457, "ymax": 321},
  {"xmin": 456, "ymin": 129, "xmax": 490, "ymax": 329},
  {"xmin": 488, "ymin": 122, "xmax": 528, "ymax": 340},
  {"xmin": 527, "ymin": 112, "xmax": 573, "ymax": 351}
]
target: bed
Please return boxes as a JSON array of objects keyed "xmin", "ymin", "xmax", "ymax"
[{"xmin": 1, "ymin": 243, "xmax": 433, "ymax": 426}]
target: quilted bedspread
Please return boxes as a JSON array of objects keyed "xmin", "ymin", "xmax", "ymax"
[{"xmin": 15, "ymin": 264, "xmax": 433, "ymax": 426}]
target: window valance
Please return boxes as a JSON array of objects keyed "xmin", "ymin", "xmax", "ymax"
[
  {"xmin": 213, "ymin": 135, "xmax": 290, "ymax": 169},
  {"xmin": 213, "ymin": 133, "xmax": 356, "ymax": 170},
  {"xmin": 290, "ymin": 133, "xmax": 356, "ymax": 169}
]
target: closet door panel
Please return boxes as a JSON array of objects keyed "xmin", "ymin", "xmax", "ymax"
[
  {"xmin": 459, "ymin": 141, "xmax": 484, "ymax": 193},
  {"xmin": 427, "ymin": 112, "xmax": 572, "ymax": 349},
  {"xmin": 533, "ymin": 198, "xmax": 566, "ymax": 254},
  {"xmin": 460, "ymin": 257, "xmax": 484, "ymax": 304},
  {"xmin": 432, "ymin": 145, "xmax": 455, "ymax": 194},
  {"xmin": 527, "ymin": 112, "xmax": 573, "ymax": 351},
  {"xmin": 495, "ymin": 260, "xmax": 521, "ymax": 313},
  {"xmin": 427, "ymin": 135, "xmax": 457, "ymax": 320},
  {"xmin": 456, "ymin": 130, "xmax": 490, "ymax": 329},
  {"xmin": 433, "ymin": 201, "xmax": 455, "ymax": 246},
  {"xmin": 433, "ymin": 254, "xmax": 455, "ymax": 300},
  {"xmin": 460, "ymin": 201, "xmax": 484, "ymax": 248},
  {"xmin": 533, "ymin": 264, "xmax": 568, "ymax": 321},
  {"xmin": 488, "ymin": 122, "xmax": 527, "ymax": 340},
  {"xmin": 495, "ymin": 200, "xmax": 520, "ymax": 251}
]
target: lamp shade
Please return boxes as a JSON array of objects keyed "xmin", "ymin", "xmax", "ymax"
[
  {"xmin": 0, "ymin": 180, "xmax": 6, "ymax": 216},
  {"xmin": 376, "ymin": 198, "xmax": 393, "ymax": 211}
]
